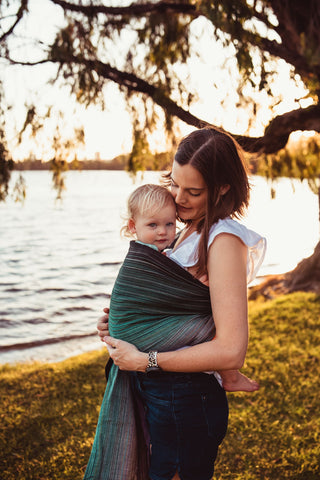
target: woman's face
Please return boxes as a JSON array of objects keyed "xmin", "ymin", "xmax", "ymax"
[{"xmin": 170, "ymin": 161, "xmax": 207, "ymax": 223}]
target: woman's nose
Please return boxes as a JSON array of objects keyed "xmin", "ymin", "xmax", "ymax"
[{"xmin": 175, "ymin": 188, "xmax": 185, "ymax": 204}]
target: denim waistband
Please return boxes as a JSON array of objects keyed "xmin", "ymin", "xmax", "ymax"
[{"xmin": 136, "ymin": 370, "xmax": 211, "ymax": 380}]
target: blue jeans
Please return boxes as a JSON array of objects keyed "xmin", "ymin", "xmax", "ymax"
[{"xmin": 134, "ymin": 372, "xmax": 228, "ymax": 480}]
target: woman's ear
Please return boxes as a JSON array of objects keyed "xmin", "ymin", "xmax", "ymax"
[
  {"xmin": 219, "ymin": 184, "xmax": 230, "ymax": 196},
  {"xmin": 128, "ymin": 218, "xmax": 136, "ymax": 234}
]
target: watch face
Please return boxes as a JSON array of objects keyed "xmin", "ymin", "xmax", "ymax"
[
  {"xmin": 146, "ymin": 351, "xmax": 160, "ymax": 373},
  {"xmin": 148, "ymin": 351, "xmax": 158, "ymax": 368}
]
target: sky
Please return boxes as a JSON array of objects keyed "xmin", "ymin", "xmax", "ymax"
[
  {"xmin": 4, "ymin": 0, "xmax": 135, "ymax": 161},
  {"xmin": 3, "ymin": 0, "xmax": 313, "ymax": 162}
]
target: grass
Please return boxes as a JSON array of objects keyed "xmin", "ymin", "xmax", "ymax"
[
  {"xmin": 1, "ymin": 292, "xmax": 319, "ymax": 479},
  {"xmin": 215, "ymin": 292, "xmax": 320, "ymax": 479},
  {"xmin": 0, "ymin": 349, "xmax": 107, "ymax": 480}
]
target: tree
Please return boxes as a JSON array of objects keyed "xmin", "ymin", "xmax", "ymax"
[
  {"xmin": 0, "ymin": 108, "xmax": 13, "ymax": 202},
  {"xmin": 250, "ymin": 134, "xmax": 320, "ymax": 297},
  {"xmin": 257, "ymin": 134, "xmax": 320, "ymax": 219},
  {"xmin": 1, "ymin": 1, "xmax": 320, "ymax": 156},
  {"xmin": 1, "ymin": 0, "xmax": 320, "ymax": 292}
]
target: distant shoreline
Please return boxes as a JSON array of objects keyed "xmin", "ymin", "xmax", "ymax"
[
  {"xmin": 12, "ymin": 151, "xmax": 173, "ymax": 172},
  {"xmin": 13, "ymin": 158, "xmax": 127, "ymax": 171}
]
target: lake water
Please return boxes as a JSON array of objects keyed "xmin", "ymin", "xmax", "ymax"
[{"xmin": 0, "ymin": 170, "xmax": 318, "ymax": 364}]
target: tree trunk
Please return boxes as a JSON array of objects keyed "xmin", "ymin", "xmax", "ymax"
[{"xmin": 249, "ymin": 241, "xmax": 320, "ymax": 299}]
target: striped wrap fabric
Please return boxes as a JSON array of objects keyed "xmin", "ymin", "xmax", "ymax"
[{"xmin": 83, "ymin": 241, "xmax": 215, "ymax": 480}]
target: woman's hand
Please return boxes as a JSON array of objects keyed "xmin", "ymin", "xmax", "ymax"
[
  {"xmin": 97, "ymin": 307, "xmax": 110, "ymax": 341},
  {"xmin": 103, "ymin": 335, "xmax": 148, "ymax": 372}
]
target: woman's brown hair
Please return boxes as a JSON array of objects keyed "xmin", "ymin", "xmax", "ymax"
[{"xmin": 168, "ymin": 127, "xmax": 250, "ymax": 276}]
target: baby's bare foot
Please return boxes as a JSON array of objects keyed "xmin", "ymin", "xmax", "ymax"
[{"xmin": 221, "ymin": 371, "xmax": 259, "ymax": 393}]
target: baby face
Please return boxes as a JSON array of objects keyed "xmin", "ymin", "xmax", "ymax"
[{"xmin": 131, "ymin": 202, "xmax": 176, "ymax": 250}]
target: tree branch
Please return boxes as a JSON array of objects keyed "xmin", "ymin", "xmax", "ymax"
[
  {"xmin": 55, "ymin": 55, "xmax": 320, "ymax": 153},
  {"xmin": 257, "ymin": 34, "xmax": 320, "ymax": 79},
  {"xmin": 45, "ymin": 1, "xmax": 320, "ymax": 83},
  {"xmin": 49, "ymin": 0, "xmax": 198, "ymax": 18},
  {"xmin": 235, "ymin": 104, "xmax": 320, "ymax": 153},
  {"xmin": 77, "ymin": 56, "xmax": 210, "ymax": 127},
  {"xmin": 260, "ymin": 1, "xmax": 320, "ymax": 79},
  {"xmin": 0, "ymin": 0, "xmax": 29, "ymax": 44},
  {"xmin": 7, "ymin": 50, "xmax": 320, "ymax": 156}
]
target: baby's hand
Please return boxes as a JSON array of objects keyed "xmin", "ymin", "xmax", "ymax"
[
  {"xmin": 97, "ymin": 307, "xmax": 109, "ymax": 341},
  {"xmin": 198, "ymin": 274, "xmax": 209, "ymax": 286}
]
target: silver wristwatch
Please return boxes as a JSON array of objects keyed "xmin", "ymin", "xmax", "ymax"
[{"xmin": 145, "ymin": 351, "xmax": 161, "ymax": 373}]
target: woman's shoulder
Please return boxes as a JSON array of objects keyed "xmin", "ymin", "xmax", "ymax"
[
  {"xmin": 209, "ymin": 217, "xmax": 264, "ymax": 247},
  {"xmin": 209, "ymin": 218, "xmax": 267, "ymax": 284}
]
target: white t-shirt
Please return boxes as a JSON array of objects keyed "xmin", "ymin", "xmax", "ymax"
[{"xmin": 166, "ymin": 217, "xmax": 266, "ymax": 284}]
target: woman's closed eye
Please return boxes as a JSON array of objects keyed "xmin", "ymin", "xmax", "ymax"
[{"xmin": 171, "ymin": 180, "xmax": 202, "ymax": 197}]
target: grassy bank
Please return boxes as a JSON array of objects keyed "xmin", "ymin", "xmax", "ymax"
[{"xmin": 1, "ymin": 292, "xmax": 319, "ymax": 479}]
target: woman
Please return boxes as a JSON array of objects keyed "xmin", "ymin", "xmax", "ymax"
[{"xmin": 90, "ymin": 127, "xmax": 266, "ymax": 480}]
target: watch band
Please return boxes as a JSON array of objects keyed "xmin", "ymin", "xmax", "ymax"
[{"xmin": 145, "ymin": 351, "xmax": 161, "ymax": 373}]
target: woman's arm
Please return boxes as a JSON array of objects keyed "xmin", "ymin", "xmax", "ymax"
[
  {"xmin": 157, "ymin": 233, "xmax": 248, "ymax": 371},
  {"xmin": 105, "ymin": 233, "xmax": 248, "ymax": 372}
]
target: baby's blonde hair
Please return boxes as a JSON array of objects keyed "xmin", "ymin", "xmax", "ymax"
[{"xmin": 121, "ymin": 184, "xmax": 175, "ymax": 238}]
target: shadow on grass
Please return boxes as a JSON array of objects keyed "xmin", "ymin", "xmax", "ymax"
[{"xmin": 0, "ymin": 349, "xmax": 107, "ymax": 480}]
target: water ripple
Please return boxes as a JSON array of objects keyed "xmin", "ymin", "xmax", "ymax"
[{"xmin": 0, "ymin": 332, "xmax": 98, "ymax": 352}]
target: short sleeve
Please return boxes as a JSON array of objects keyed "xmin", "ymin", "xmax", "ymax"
[{"xmin": 208, "ymin": 218, "xmax": 267, "ymax": 284}]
